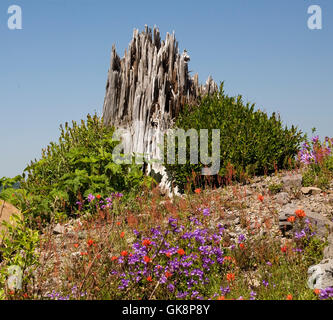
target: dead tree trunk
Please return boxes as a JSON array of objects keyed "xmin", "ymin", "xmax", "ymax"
[{"xmin": 102, "ymin": 26, "xmax": 217, "ymax": 192}]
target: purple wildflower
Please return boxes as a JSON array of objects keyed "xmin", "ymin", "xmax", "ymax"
[
  {"xmin": 202, "ymin": 208, "xmax": 210, "ymax": 216},
  {"xmin": 87, "ymin": 194, "xmax": 95, "ymax": 202}
]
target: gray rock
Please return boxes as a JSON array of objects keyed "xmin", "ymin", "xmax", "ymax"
[
  {"xmin": 281, "ymin": 174, "xmax": 302, "ymax": 191},
  {"xmin": 301, "ymin": 187, "xmax": 322, "ymax": 195},
  {"xmin": 53, "ymin": 223, "xmax": 65, "ymax": 235},
  {"xmin": 228, "ymin": 232, "xmax": 237, "ymax": 239},
  {"xmin": 323, "ymin": 234, "xmax": 333, "ymax": 259},
  {"xmin": 78, "ymin": 231, "xmax": 86, "ymax": 240},
  {"xmin": 275, "ymin": 192, "xmax": 290, "ymax": 205},
  {"xmin": 278, "ymin": 205, "xmax": 333, "ymax": 238},
  {"xmin": 279, "ymin": 221, "xmax": 293, "ymax": 233},
  {"xmin": 234, "ymin": 217, "xmax": 240, "ymax": 225},
  {"xmin": 245, "ymin": 189, "xmax": 253, "ymax": 197},
  {"xmin": 305, "ymin": 211, "xmax": 333, "ymax": 238},
  {"xmin": 308, "ymin": 259, "xmax": 333, "ymax": 290}
]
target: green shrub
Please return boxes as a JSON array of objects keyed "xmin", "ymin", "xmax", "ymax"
[
  {"xmin": 1, "ymin": 114, "xmax": 153, "ymax": 223},
  {"xmin": 302, "ymin": 169, "xmax": 316, "ymax": 187},
  {"xmin": 165, "ymin": 84, "xmax": 304, "ymax": 191},
  {"xmin": 0, "ymin": 214, "xmax": 40, "ymax": 297},
  {"xmin": 268, "ymin": 183, "xmax": 283, "ymax": 195}
]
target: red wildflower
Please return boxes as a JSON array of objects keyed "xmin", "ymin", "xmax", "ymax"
[
  {"xmin": 120, "ymin": 232, "xmax": 125, "ymax": 238},
  {"xmin": 74, "ymin": 243, "xmax": 79, "ymax": 248},
  {"xmin": 87, "ymin": 239, "xmax": 94, "ymax": 247},
  {"xmin": 258, "ymin": 195, "xmax": 264, "ymax": 202},
  {"xmin": 96, "ymin": 194, "xmax": 101, "ymax": 200},
  {"xmin": 286, "ymin": 294, "xmax": 293, "ymax": 300},
  {"xmin": 177, "ymin": 249, "xmax": 185, "ymax": 256},
  {"xmin": 217, "ymin": 296, "xmax": 226, "ymax": 300},
  {"xmin": 295, "ymin": 209, "xmax": 306, "ymax": 219},
  {"xmin": 166, "ymin": 252, "xmax": 172, "ymax": 258},
  {"xmin": 194, "ymin": 188, "xmax": 201, "ymax": 194},
  {"xmin": 281, "ymin": 246, "xmax": 287, "ymax": 253},
  {"xmin": 144, "ymin": 256, "xmax": 151, "ymax": 263},
  {"xmin": 111, "ymin": 256, "xmax": 118, "ymax": 261},
  {"xmin": 142, "ymin": 239, "xmax": 152, "ymax": 247},
  {"xmin": 165, "ymin": 271, "xmax": 172, "ymax": 278},
  {"xmin": 287, "ymin": 216, "xmax": 296, "ymax": 223},
  {"xmin": 121, "ymin": 251, "xmax": 128, "ymax": 257},
  {"xmin": 226, "ymin": 273, "xmax": 235, "ymax": 282},
  {"xmin": 239, "ymin": 243, "xmax": 245, "ymax": 250},
  {"xmin": 80, "ymin": 252, "xmax": 88, "ymax": 256},
  {"xmin": 147, "ymin": 276, "xmax": 153, "ymax": 282},
  {"xmin": 223, "ymin": 256, "xmax": 236, "ymax": 264},
  {"xmin": 314, "ymin": 289, "xmax": 321, "ymax": 295}
]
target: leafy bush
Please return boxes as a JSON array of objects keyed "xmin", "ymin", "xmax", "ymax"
[
  {"xmin": 0, "ymin": 214, "xmax": 40, "ymax": 298},
  {"xmin": 0, "ymin": 114, "xmax": 153, "ymax": 223},
  {"xmin": 165, "ymin": 84, "xmax": 304, "ymax": 191}
]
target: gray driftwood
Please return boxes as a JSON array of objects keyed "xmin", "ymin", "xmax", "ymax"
[{"xmin": 102, "ymin": 26, "xmax": 217, "ymax": 192}]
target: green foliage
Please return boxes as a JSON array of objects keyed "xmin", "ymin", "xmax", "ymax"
[
  {"xmin": 302, "ymin": 236, "xmax": 327, "ymax": 266},
  {"xmin": 302, "ymin": 169, "xmax": 316, "ymax": 188},
  {"xmin": 1, "ymin": 114, "xmax": 152, "ymax": 223},
  {"xmin": 165, "ymin": 84, "xmax": 304, "ymax": 191},
  {"xmin": 268, "ymin": 183, "xmax": 283, "ymax": 195},
  {"xmin": 0, "ymin": 214, "xmax": 40, "ymax": 296}
]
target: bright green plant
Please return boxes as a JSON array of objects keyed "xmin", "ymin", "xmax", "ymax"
[
  {"xmin": 0, "ymin": 114, "xmax": 153, "ymax": 223},
  {"xmin": 165, "ymin": 84, "xmax": 304, "ymax": 191},
  {"xmin": 268, "ymin": 183, "xmax": 283, "ymax": 195},
  {"xmin": 0, "ymin": 214, "xmax": 40, "ymax": 297}
]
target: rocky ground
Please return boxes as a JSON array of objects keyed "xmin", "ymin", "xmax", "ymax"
[{"xmin": 12, "ymin": 169, "xmax": 333, "ymax": 298}]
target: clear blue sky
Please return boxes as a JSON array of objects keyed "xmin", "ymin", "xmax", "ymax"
[{"xmin": 0, "ymin": 0, "xmax": 332, "ymax": 177}]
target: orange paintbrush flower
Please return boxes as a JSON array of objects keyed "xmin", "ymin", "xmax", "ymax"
[
  {"xmin": 295, "ymin": 209, "xmax": 306, "ymax": 219},
  {"xmin": 177, "ymin": 249, "xmax": 185, "ymax": 256},
  {"xmin": 121, "ymin": 251, "xmax": 128, "ymax": 257},
  {"xmin": 227, "ymin": 273, "xmax": 235, "ymax": 282},
  {"xmin": 144, "ymin": 256, "xmax": 151, "ymax": 263},
  {"xmin": 287, "ymin": 216, "xmax": 296, "ymax": 223}
]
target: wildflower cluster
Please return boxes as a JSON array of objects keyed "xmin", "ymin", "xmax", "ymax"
[
  {"xmin": 109, "ymin": 210, "xmax": 228, "ymax": 299},
  {"xmin": 318, "ymin": 287, "xmax": 333, "ymax": 300},
  {"xmin": 76, "ymin": 192, "xmax": 123, "ymax": 212},
  {"xmin": 298, "ymin": 136, "xmax": 332, "ymax": 165},
  {"xmin": 287, "ymin": 210, "xmax": 318, "ymax": 253},
  {"xmin": 47, "ymin": 286, "xmax": 86, "ymax": 300}
]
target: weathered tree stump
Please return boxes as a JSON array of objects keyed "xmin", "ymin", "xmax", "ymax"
[{"xmin": 102, "ymin": 26, "xmax": 217, "ymax": 192}]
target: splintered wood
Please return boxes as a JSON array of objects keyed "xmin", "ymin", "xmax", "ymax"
[{"xmin": 102, "ymin": 26, "xmax": 217, "ymax": 188}]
